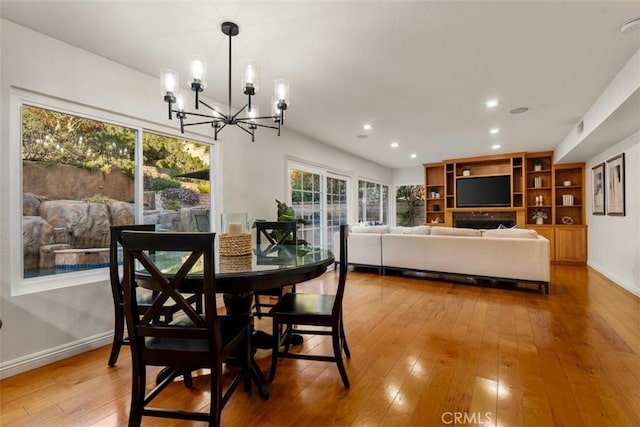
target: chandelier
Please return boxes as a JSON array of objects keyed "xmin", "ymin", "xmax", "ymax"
[{"xmin": 160, "ymin": 21, "xmax": 290, "ymax": 142}]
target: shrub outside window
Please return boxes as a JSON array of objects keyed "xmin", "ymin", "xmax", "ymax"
[{"xmin": 395, "ymin": 185, "xmax": 425, "ymax": 226}]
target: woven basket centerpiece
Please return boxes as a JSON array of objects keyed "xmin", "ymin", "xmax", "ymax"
[
  {"xmin": 219, "ymin": 233, "xmax": 252, "ymax": 256},
  {"xmin": 219, "ymin": 254, "xmax": 252, "ymax": 272}
]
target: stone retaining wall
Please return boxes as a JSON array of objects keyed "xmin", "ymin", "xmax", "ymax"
[
  {"xmin": 23, "ymin": 193, "xmax": 210, "ymax": 272},
  {"xmin": 23, "ymin": 160, "xmax": 134, "ymax": 201}
]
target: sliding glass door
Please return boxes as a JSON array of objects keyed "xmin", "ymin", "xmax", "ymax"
[
  {"xmin": 326, "ymin": 176, "xmax": 348, "ymax": 252},
  {"xmin": 289, "ymin": 163, "xmax": 349, "ymax": 252}
]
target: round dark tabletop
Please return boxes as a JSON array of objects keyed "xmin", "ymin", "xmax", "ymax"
[{"xmin": 146, "ymin": 245, "xmax": 335, "ymax": 294}]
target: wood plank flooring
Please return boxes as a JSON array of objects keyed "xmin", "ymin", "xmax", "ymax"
[{"xmin": 1, "ymin": 265, "xmax": 639, "ymax": 426}]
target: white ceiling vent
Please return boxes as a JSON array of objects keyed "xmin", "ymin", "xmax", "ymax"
[{"xmin": 577, "ymin": 120, "xmax": 584, "ymax": 136}]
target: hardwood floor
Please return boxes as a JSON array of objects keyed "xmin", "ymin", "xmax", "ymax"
[{"xmin": 1, "ymin": 265, "xmax": 639, "ymax": 426}]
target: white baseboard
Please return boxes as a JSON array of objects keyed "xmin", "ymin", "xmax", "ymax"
[
  {"xmin": 588, "ymin": 264, "xmax": 640, "ymax": 298},
  {"xmin": 0, "ymin": 331, "xmax": 113, "ymax": 380}
]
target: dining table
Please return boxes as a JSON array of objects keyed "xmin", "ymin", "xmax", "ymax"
[{"xmin": 141, "ymin": 244, "xmax": 335, "ymax": 399}]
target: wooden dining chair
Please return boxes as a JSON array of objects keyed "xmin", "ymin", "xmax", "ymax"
[
  {"xmin": 268, "ymin": 224, "xmax": 351, "ymax": 388},
  {"xmin": 107, "ymin": 224, "xmax": 202, "ymax": 367},
  {"xmin": 253, "ymin": 221, "xmax": 298, "ymax": 318},
  {"xmin": 121, "ymin": 231, "xmax": 251, "ymax": 427}
]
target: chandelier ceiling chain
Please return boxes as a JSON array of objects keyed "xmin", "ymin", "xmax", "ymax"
[{"xmin": 161, "ymin": 21, "xmax": 289, "ymax": 142}]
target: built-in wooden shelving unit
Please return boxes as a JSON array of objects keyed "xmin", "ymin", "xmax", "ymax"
[{"xmin": 424, "ymin": 151, "xmax": 587, "ymax": 264}]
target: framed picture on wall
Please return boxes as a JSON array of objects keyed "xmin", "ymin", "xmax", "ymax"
[
  {"xmin": 591, "ymin": 162, "xmax": 605, "ymax": 215},
  {"xmin": 606, "ymin": 153, "xmax": 625, "ymax": 216}
]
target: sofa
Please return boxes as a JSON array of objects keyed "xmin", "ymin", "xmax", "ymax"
[{"xmin": 335, "ymin": 224, "xmax": 550, "ymax": 294}]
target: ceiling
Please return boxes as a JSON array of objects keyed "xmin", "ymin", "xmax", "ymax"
[{"xmin": 2, "ymin": 1, "xmax": 639, "ymax": 169}]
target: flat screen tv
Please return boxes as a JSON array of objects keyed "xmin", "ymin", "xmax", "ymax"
[{"xmin": 456, "ymin": 175, "xmax": 511, "ymax": 207}]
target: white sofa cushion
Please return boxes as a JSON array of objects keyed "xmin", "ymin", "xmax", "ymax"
[
  {"xmin": 389, "ymin": 225, "xmax": 431, "ymax": 235},
  {"xmin": 430, "ymin": 227, "xmax": 482, "ymax": 237},
  {"xmin": 482, "ymin": 228, "xmax": 538, "ymax": 239}
]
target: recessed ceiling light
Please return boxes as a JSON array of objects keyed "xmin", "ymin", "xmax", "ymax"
[
  {"xmin": 485, "ymin": 99, "xmax": 500, "ymax": 108},
  {"xmin": 363, "ymin": 123, "xmax": 374, "ymax": 131},
  {"xmin": 491, "ymin": 144, "xmax": 501, "ymax": 150},
  {"xmin": 489, "ymin": 128, "xmax": 500, "ymax": 135},
  {"xmin": 621, "ymin": 16, "xmax": 640, "ymax": 33},
  {"xmin": 510, "ymin": 107, "xmax": 529, "ymax": 114},
  {"xmin": 390, "ymin": 142, "xmax": 399, "ymax": 148},
  {"xmin": 410, "ymin": 153, "xmax": 417, "ymax": 159}
]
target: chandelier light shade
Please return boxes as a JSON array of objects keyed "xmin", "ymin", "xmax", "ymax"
[
  {"xmin": 242, "ymin": 60, "xmax": 259, "ymax": 95},
  {"xmin": 161, "ymin": 21, "xmax": 289, "ymax": 142}
]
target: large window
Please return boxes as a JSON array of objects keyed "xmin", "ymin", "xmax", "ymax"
[
  {"xmin": 358, "ymin": 180, "xmax": 388, "ymax": 224},
  {"xmin": 20, "ymin": 104, "xmax": 212, "ymax": 280},
  {"xmin": 142, "ymin": 132, "xmax": 211, "ymax": 233},
  {"xmin": 22, "ymin": 105, "xmax": 136, "ymax": 278},
  {"xmin": 395, "ymin": 185, "xmax": 425, "ymax": 226},
  {"xmin": 289, "ymin": 164, "xmax": 349, "ymax": 252}
]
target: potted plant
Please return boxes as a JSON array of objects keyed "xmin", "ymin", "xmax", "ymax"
[
  {"xmin": 531, "ymin": 208, "xmax": 548, "ymax": 225},
  {"xmin": 462, "ymin": 167, "xmax": 471, "ymax": 176},
  {"xmin": 533, "ymin": 159, "xmax": 542, "ymax": 171},
  {"xmin": 274, "ymin": 199, "xmax": 308, "ymax": 246}
]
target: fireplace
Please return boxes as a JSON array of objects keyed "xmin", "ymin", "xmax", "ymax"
[{"xmin": 453, "ymin": 212, "xmax": 516, "ymax": 229}]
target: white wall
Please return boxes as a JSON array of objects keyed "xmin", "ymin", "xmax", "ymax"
[
  {"xmin": 586, "ymin": 131, "xmax": 640, "ymax": 296},
  {"xmin": 392, "ymin": 166, "xmax": 424, "ymax": 186},
  {"xmin": 220, "ymin": 127, "xmax": 391, "ymax": 225},
  {"xmin": 0, "ymin": 20, "xmax": 390, "ymax": 377},
  {"xmin": 556, "ymin": 49, "xmax": 640, "ymax": 163}
]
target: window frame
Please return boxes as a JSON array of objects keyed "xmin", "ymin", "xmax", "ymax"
[{"xmin": 9, "ymin": 89, "xmax": 219, "ymax": 295}]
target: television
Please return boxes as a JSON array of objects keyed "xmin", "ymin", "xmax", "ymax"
[{"xmin": 456, "ymin": 175, "xmax": 511, "ymax": 207}]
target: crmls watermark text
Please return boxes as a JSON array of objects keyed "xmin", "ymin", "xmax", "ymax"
[{"xmin": 441, "ymin": 411, "xmax": 494, "ymax": 425}]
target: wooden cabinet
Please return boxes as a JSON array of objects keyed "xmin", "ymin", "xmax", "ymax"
[
  {"xmin": 525, "ymin": 152, "xmax": 586, "ymax": 264},
  {"xmin": 424, "ymin": 162, "xmax": 446, "ymax": 225},
  {"xmin": 555, "ymin": 227, "xmax": 587, "ymax": 263}
]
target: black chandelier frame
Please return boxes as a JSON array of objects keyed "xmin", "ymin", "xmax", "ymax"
[{"xmin": 163, "ymin": 21, "xmax": 287, "ymax": 142}]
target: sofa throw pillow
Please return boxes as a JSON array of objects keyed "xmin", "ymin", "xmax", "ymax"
[
  {"xmin": 482, "ymin": 228, "xmax": 538, "ymax": 239},
  {"xmin": 430, "ymin": 227, "xmax": 482, "ymax": 237},
  {"xmin": 351, "ymin": 225, "xmax": 390, "ymax": 234},
  {"xmin": 389, "ymin": 225, "xmax": 431, "ymax": 235}
]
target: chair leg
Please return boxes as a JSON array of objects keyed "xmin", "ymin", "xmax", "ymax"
[
  {"xmin": 254, "ymin": 294, "xmax": 263, "ymax": 319},
  {"xmin": 211, "ymin": 364, "xmax": 223, "ymax": 427},
  {"xmin": 183, "ymin": 369, "xmax": 193, "ymax": 388},
  {"xmin": 128, "ymin": 363, "xmax": 145, "ymax": 426},
  {"xmin": 340, "ymin": 317, "xmax": 351, "ymax": 358},
  {"xmin": 269, "ymin": 318, "xmax": 280, "ymax": 382},
  {"xmin": 108, "ymin": 306, "xmax": 125, "ymax": 367},
  {"xmin": 283, "ymin": 324, "xmax": 294, "ymax": 353},
  {"xmin": 332, "ymin": 326, "xmax": 350, "ymax": 388}
]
